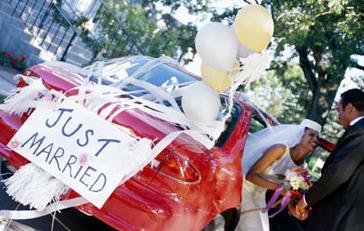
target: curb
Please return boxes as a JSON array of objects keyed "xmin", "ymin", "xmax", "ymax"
[
  {"xmin": 0, "ymin": 65, "xmax": 18, "ymax": 96},
  {"xmin": 0, "ymin": 78, "xmax": 16, "ymax": 96}
]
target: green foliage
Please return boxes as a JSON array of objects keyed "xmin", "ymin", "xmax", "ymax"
[
  {"xmin": 323, "ymin": 75, "xmax": 364, "ymax": 142},
  {"xmin": 245, "ymin": 71, "xmax": 291, "ymax": 120},
  {"xmin": 264, "ymin": 0, "xmax": 363, "ymax": 124},
  {"xmin": 322, "ymin": 102, "xmax": 343, "ymax": 142},
  {"xmin": 267, "ymin": 0, "xmax": 363, "ymax": 68},
  {"xmin": 140, "ymin": 0, "xmax": 210, "ymax": 14},
  {"xmin": 276, "ymin": 65, "xmax": 310, "ymax": 123},
  {"xmin": 0, "ymin": 95, "xmax": 4, "ymax": 104},
  {"xmin": 245, "ymin": 65, "xmax": 307, "ymax": 123}
]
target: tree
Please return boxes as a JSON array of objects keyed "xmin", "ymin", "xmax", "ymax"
[
  {"xmin": 137, "ymin": 0, "xmax": 210, "ymax": 62},
  {"xmin": 245, "ymin": 65, "xmax": 308, "ymax": 124},
  {"xmin": 79, "ymin": 0, "xmax": 204, "ymax": 63},
  {"xmin": 212, "ymin": 0, "xmax": 364, "ymax": 126},
  {"xmin": 323, "ymin": 72, "xmax": 364, "ymax": 142},
  {"xmin": 266, "ymin": 0, "xmax": 364, "ymax": 125}
]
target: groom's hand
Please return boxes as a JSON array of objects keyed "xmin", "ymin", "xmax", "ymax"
[
  {"xmin": 288, "ymin": 199, "xmax": 310, "ymax": 220},
  {"xmin": 297, "ymin": 198, "xmax": 308, "ymax": 213},
  {"xmin": 296, "ymin": 198, "xmax": 310, "ymax": 220},
  {"xmin": 288, "ymin": 202, "xmax": 302, "ymax": 219}
]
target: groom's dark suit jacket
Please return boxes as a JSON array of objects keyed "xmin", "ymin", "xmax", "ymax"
[{"xmin": 305, "ymin": 117, "xmax": 364, "ymax": 231}]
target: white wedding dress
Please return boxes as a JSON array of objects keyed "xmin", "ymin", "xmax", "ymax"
[{"xmin": 236, "ymin": 144, "xmax": 297, "ymax": 231}]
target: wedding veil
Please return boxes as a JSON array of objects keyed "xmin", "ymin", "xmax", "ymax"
[{"xmin": 242, "ymin": 119, "xmax": 321, "ymax": 175}]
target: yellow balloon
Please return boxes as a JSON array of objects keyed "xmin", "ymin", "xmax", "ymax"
[
  {"xmin": 233, "ymin": 5, "xmax": 274, "ymax": 52},
  {"xmin": 201, "ymin": 62, "xmax": 239, "ymax": 93}
]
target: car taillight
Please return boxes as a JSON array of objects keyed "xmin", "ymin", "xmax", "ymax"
[
  {"xmin": 153, "ymin": 153, "xmax": 200, "ymax": 183},
  {"xmin": 319, "ymin": 138, "xmax": 335, "ymax": 152},
  {"xmin": 17, "ymin": 70, "xmax": 39, "ymax": 87}
]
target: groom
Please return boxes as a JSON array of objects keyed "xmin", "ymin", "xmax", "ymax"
[{"xmin": 292, "ymin": 88, "xmax": 364, "ymax": 231}]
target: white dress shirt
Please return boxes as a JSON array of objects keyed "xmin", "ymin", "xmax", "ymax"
[{"xmin": 350, "ymin": 116, "xmax": 364, "ymax": 126}]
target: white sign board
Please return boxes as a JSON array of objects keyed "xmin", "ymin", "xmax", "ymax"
[{"xmin": 8, "ymin": 100, "xmax": 152, "ymax": 208}]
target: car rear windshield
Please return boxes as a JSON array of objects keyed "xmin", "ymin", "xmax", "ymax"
[
  {"xmin": 123, "ymin": 62, "xmax": 198, "ymax": 92},
  {"xmin": 94, "ymin": 56, "xmax": 198, "ymax": 91}
]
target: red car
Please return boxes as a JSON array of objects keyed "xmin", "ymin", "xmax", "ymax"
[{"xmin": 0, "ymin": 56, "xmax": 333, "ymax": 231}]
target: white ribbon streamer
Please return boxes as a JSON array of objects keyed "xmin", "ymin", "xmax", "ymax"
[{"xmin": 0, "ymin": 197, "xmax": 87, "ymax": 220}]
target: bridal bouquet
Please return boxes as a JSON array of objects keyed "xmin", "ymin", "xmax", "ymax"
[
  {"xmin": 263, "ymin": 167, "xmax": 313, "ymax": 217},
  {"xmin": 281, "ymin": 167, "xmax": 312, "ymax": 196}
]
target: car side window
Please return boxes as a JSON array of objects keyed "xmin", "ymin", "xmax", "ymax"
[
  {"xmin": 248, "ymin": 111, "xmax": 270, "ymax": 134},
  {"xmin": 215, "ymin": 103, "xmax": 242, "ymax": 147},
  {"xmin": 248, "ymin": 116, "xmax": 266, "ymax": 133}
]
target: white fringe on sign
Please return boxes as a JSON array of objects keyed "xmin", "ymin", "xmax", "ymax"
[{"xmin": 3, "ymin": 163, "xmax": 68, "ymax": 211}]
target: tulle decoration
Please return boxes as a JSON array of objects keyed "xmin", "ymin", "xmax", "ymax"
[{"xmin": 242, "ymin": 124, "xmax": 306, "ymax": 175}]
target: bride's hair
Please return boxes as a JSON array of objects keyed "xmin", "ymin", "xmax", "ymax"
[{"xmin": 242, "ymin": 119, "xmax": 321, "ymax": 175}]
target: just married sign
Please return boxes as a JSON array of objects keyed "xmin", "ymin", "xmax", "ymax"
[{"xmin": 7, "ymin": 100, "xmax": 152, "ymax": 208}]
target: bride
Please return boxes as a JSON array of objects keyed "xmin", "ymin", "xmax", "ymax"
[{"xmin": 236, "ymin": 119, "xmax": 321, "ymax": 231}]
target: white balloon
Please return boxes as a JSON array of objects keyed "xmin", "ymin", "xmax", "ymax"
[
  {"xmin": 237, "ymin": 42, "xmax": 255, "ymax": 58},
  {"xmin": 182, "ymin": 82, "xmax": 221, "ymax": 123},
  {"xmin": 195, "ymin": 23, "xmax": 238, "ymax": 72}
]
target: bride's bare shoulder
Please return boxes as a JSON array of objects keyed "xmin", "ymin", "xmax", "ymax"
[
  {"xmin": 268, "ymin": 143, "xmax": 287, "ymax": 152},
  {"xmin": 265, "ymin": 144, "xmax": 287, "ymax": 158}
]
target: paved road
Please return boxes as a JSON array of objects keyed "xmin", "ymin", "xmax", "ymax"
[{"xmin": 0, "ymin": 65, "xmax": 18, "ymax": 96}]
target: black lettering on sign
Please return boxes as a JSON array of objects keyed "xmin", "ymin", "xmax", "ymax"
[{"xmin": 21, "ymin": 132, "xmax": 45, "ymax": 155}]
